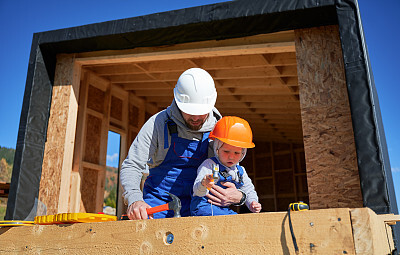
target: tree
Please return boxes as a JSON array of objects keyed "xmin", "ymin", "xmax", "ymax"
[{"xmin": 0, "ymin": 158, "xmax": 8, "ymax": 182}]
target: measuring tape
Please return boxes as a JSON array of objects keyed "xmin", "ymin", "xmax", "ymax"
[
  {"xmin": 0, "ymin": 221, "xmax": 34, "ymax": 227},
  {"xmin": 288, "ymin": 202, "xmax": 309, "ymax": 254}
]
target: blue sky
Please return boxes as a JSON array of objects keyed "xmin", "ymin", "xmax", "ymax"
[{"xmin": 0, "ymin": 1, "xmax": 398, "ymax": 208}]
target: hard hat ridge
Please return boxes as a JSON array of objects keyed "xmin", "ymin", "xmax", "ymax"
[
  {"xmin": 209, "ymin": 116, "xmax": 255, "ymax": 148},
  {"xmin": 174, "ymin": 68, "xmax": 217, "ymax": 115}
]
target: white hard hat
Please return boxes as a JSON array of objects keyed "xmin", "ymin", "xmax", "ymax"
[{"xmin": 173, "ymin": 68, "xmax": 217, "ymax": 115}]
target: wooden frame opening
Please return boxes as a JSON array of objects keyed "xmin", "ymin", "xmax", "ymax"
[{"xmin": 38, "ymin": 26, "xmax": 363, "ymax": 216}]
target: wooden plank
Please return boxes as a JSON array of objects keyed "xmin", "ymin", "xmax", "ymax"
[
  {"xmin": 377, "ymin": 214, "xmax": 400, "ymax": 225},
  {"xmin": 109, "ymin": 122, "xmax": 126, "ymax": 135},
  {"xmin": 72, "ymin": 70, "xmax": 89, "ymax": 174},
  {"xmin": 76, "ymin": 42, "xmax": 295, "ymax": 65},
  {"xmin": 75, "ymin": 31, "xmax": 295, "ymax": 65},
  {"xmin": 218, "ymin": 87, "xmax": 298, "ymax": 96},
  {"xmin": 0, "ymin": 208, "xmax": 356, "ymax": 254},
  {"xmin": 121, "ymin": 77, "xmax": 298, "ymax": 90},
  {"xmin": 82, "ymin": 161, "xmax": 105, "ymax": 172},
  {"xmin": 58, "ymin": 59, "xmax": 82, "ymax": 213},
  {"xmin": 97, "ymin": 79, "xmax": 111, "ymax": 213},
  {"xmin": 192, "ymin": 52, "xmax": 297, "ymax": 69},
  {"xmin": 87, "ymin": 70, "xmax": 110, "ymax": 92},
  {"xmin": 39, "ymin": 55, "xmax": 82, "ymax": 215},
  {"xmin": 70, "ymin": 71, "xmax": 89, "ymax": 212},
  {"xmin": 351, "ymin": 208, "xmax": 395, "ymax": 254},
  {"xmin": 294, "ymin": 25, "xmax": 363, "ymax": 209},
  {"xmin": 210, "ymin": 66, "xmax": 298, "ymax": 79},
  {"xmin": 385, "ymin": 223, "xmax": 395, "ymax": 250},
  {"xmin": 115, "ymin": 84, "xmax": 129, "ymax": 218},
  {"xmin": 69, "ymin": 172, "xmax": 81, "ymax": 213}
]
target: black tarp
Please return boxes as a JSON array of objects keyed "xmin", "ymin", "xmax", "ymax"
[{"xmin": 6, "ymin": 0, "xmax": 398, "ymax": 250}]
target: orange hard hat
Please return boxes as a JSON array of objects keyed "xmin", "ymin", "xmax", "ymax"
[{"xmin": 209, "ymin": 116, "xmax": 255, "ymax": 148}]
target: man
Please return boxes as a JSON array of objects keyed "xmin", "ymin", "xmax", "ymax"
[{"xmin": 120, "ymin": 68, "xmax": 245, "ymax": 219}]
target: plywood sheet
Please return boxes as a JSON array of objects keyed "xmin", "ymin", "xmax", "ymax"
[
  {"xmin": 295, "ymin": 25, "xmax": 363, "ymax": 209},
  {"xmin": 81, "ymin": 167, "xmax": 99, "ymax": 213},
  {"xmin": 110, "ymin": 96, "xmax": 123, "ymax": 121},
  {"xmin": 83, "ymin": 115, "xmax": 102, "ymax": 164},
  {"xmin": 87, "ymin": 85, "xmax": 105, "ymax": 114},
  {"xmin": 129, "ymin": 104, "xmax": 139, "ymax": 127}
]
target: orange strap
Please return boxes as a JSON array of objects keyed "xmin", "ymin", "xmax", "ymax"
[{"xmin": 146, "ymin": 203, "xmax": 169, "ymax": 215}]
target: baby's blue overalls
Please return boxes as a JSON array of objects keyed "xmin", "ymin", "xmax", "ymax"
[
  {"xmin": 190, "ymin": 157, "xmax": 244, "ymax": 216},
  {"xmin": 143, "ymin": 118, "xmax": 210, "ymax": 218}
]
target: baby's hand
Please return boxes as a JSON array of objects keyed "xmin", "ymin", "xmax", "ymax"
[
  {"xmin": 201, "ymin": 174, "xmax": 214, "ymax": 189},
  {"xmin": 250, "ymin": 201, "xmax": 262, "ymax": 213}
]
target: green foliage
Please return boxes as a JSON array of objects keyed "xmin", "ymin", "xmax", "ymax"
[
  {"xmin": 104, "ymin": 186, "xmax": 117, "ymax": 208},
  {"xmin": 104, "ymin": 166, "xmax": 118, "ymax": 209},
  {"xmin": 0, "ymin": 157, "xmax": 13, "ymax": 183},
  {"xmin": 0, "ymin": 159, "xmax": 12, "ymax": 182},
  {"xmin": 0, "ymin": 198, "xmax": 7, "ymax": 221},
  {"xmin": 0, "ymin": 146, "xmax": 15, "ymax": 165}
]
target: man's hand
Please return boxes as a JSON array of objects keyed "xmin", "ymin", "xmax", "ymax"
[
  {"xmin": 127, "ymin": 200, "xmax": 153, "ymax": 220},
  {"xmin": 206, "ymin": 182, "xmax": 242, "ymax": 207}
]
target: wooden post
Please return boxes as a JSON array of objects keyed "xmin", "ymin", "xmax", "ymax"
[
  {"xmin": 351, "ymin": 208, "xmax": 396, "ymax": 254},
  {"xmin": 38, "ymin": 55, "xmax": 81, "ymax": 215},
  {"xmin": 294, "ymin": 25, "xmax": 363, "ymax": 209}
]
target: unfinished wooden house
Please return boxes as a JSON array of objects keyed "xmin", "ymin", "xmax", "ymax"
[{"xmin": 4, "ymin": 0, "xmax": 399, "ymax": 253}]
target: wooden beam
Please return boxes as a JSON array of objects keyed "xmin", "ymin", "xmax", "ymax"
[
  {"xmin": 209, "ymin": 66, "xmax": 298, "ymax": 79},
  {"xmin": 351, "ymin": 208, "xmax": 395, "ymax": 254},
  {"xmin": 77, "ymin": 42, "xmax": 295, "ymax": 65},
  {"xmin": 218, "ymin": 77, "xmax": 298, "ymax": 88},
  {"xmin": 217, "ymin": 87, "xmax": 298, "ymax": 96},
  {"xmin": 39, "ymin": 54, "xmax": 82, "ymax": 214},
  {"xmin": 0, "ymin": 208, "xmax": 363, "ymax": 254},
  {"xmin": 217, "ymin": 95, "xmax": 299, "ymax": 103},
  {"xmin": 70, "ymin": 70, "xmax": 90, "ymax": 213},
  {"xmin": 377, "ymin": 214, "xmax": 400, "ymax": 225},
  {"xmin": 75, "ymin": 31, "xmax": 296, "ymax": 65},
  {"xmin": 121, "ymin": 82, "xmax": 173, "ymax": 91}
]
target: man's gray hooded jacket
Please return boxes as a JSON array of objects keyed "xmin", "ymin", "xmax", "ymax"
[{"xmin": 120, "ymin": 100, "xmax": 221, "ymax": 207}]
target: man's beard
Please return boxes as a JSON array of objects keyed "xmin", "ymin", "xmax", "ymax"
[{"xmin": 185, "ymin": 119, "xmax": 205, "ymax": 131}]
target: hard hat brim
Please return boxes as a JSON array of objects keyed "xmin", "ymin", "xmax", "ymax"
[
  {"xmin": 211, "ymin": 136, "xmax": 255, "ymax": 149},
  {"xmin": 175, "ymin": 99, "xmax": 215, "ymax": 116}
]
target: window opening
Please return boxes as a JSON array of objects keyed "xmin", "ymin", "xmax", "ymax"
[{"xmin": 104, "ymin": 131, "xmax": 121, "ymax": 216}]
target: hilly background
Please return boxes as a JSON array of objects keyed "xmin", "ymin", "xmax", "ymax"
[
  {"xmin": 0, "ymin": 146, "xmax": 118, "ymax": 219},
  {"xmin": 0, "ymin": 146, "xmax": 14, "ymax": 220}
]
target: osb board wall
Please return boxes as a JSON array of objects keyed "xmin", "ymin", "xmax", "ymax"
[
  {"xmin": 39, "ymin": 55, "xmax": 81, "ymax": 214},
  {"xmin": 81, "ymin": 167, "xmax": 98, "ymax": 212},
  {"xmin": 110, "ymin": 96, "xmax": 123, "ymax": 122},
  {"xmin": 242, "ymin": 141, "xmax": 308, "ymax": 212},
  {"xmin": 83, "ymin": 114, "xmax": 102, "ymax": 164},
  {"xmin": 294, "ymin": 25, "xmax": 363, "ymax": 209}
]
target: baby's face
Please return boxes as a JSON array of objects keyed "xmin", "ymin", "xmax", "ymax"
[{"xmin": 217, "ymin": 143, "xmax": 242, "ymax": 167}]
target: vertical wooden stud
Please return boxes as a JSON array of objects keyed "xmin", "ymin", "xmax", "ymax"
[{"xmin": 39, "ymin": 54, "xmax": 82, "ymax": 214}]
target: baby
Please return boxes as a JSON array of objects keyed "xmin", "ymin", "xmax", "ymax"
[{"xmin": 191, "ymin": 116, "xmax": 262, "ymax": 216}]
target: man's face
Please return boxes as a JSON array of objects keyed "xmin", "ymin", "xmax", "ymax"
[{"xmin": 181, "ymin": 112, "xmax": 209, "ymax": 131}]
